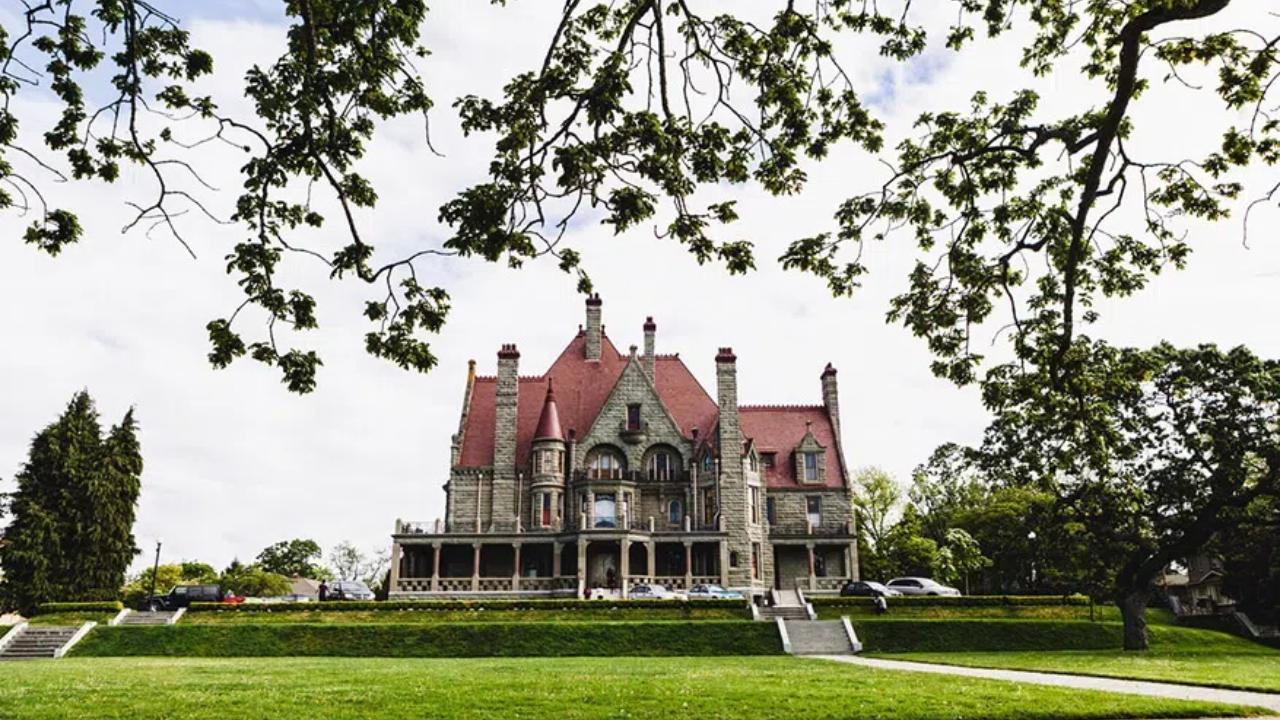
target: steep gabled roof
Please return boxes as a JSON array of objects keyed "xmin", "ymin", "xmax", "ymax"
[
  {"xmin": 457, "ymin": 333, "xmax": 718, "ymax": 468},
  {"xmin": 740, "ymin": 405, "xmax": 845, "ymax": 489}
]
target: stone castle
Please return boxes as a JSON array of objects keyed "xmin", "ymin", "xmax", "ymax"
[{"xmin": 389, "ymin": 296, "xmax": 859, "ymax": 599}]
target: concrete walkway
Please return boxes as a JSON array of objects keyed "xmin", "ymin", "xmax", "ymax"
[{"xmin": 814, "ymin": 656, "xmax": 1280, "ymax": 714}]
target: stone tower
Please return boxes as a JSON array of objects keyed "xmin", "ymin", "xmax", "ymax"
[{"xmin": 529, "ymin": 380, "xmax": 567, "ymax": 530}]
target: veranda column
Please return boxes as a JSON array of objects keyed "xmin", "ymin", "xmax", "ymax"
[
  {"xmin": 512, "ymin": 543, "xmax": 522, "ymax": 591},
  {"xmin": 683, "ymin": 541, "xmax": 693, "ymax": 589},
  {"xmin": 389, "ymin": 542, "xmax": 402, "ymax": 594},
  {"xmin": 620, "ymin": 538, "xmax": 631, "ymax": 598},
  {"xmin": 552, "ymin": 541, "xmax": 563, "ymax": 579},
  {"xmin": 718, "ymin": 540, "xmax": 729, "ymax": 586},
  {"xmin": 472, "ymin": 543, "xmax": 482, "ymax": 592},
  {"xmin": 806, "ymin": 543, "xmax": 816, "ymax": 592},
  {"xmin": 646, "ymin": 541, "xmax": 655, "ymax": 579},
  {"xmin": 431, "ymin": 542, "xmax": 442, "ymax": 592},
  {"xmin": 848, "ymin": 541, "xmax": 860, "ymax": 581},
  {"xmin": 577, "ymin": 539, "xmax": 588, "ymax": 597}
]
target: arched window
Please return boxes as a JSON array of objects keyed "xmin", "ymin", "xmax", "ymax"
[
  {"xmin": 645, "ymin": 446, "xmax": 680, "ymax": 481},
  {"xmin": 586, "ymin": 446, "xmax": 626, "ymax": 479},
  {"xmin": 701, "ymin": 453, "xmax": 714, "ymax": 473},
  {"xmin": 668, "ymin": 499, "xmax": 682, "ymax": 525}
]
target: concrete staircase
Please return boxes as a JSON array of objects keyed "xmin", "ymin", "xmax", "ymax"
[
  {"xmin": 784, "ymin": 620, "xmax": 856, "ymax": 655},
  {"xmin": 0, "ymin": 626, "xmax": 81, "ymax": 660},
  {"xmin": 118, "ymin": 610, "xmax": 178, "ymax": 626},
  {"xmin": 759, "ymin": 605, "xmax": 810, "ymax": 621}
]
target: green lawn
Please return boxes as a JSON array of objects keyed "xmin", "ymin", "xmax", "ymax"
[
  {"xmin": 877, "ymin": 624, "xmax": 1280, "ymax": 693},
  {"xmin": 0, "ymin": 656, "xmax": 1265, "ymax": 720}
]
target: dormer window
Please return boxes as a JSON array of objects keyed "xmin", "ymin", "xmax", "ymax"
[
  {"xmin": 627, "ymin": 404, "xmax": 642, "ymax": 431},
  {"xmin": 803, "ymin": 452, "xmax": 818, "ymax": 482},
  {"xmin": 761, "ymin": 452, "xmax": 776, "ymax": 469}
]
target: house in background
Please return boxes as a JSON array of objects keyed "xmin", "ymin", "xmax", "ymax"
[
  {"xmin": 1160, "ymin": 555, "xmax": 1232, "ymax": 615},
  {"xmin": 389, "ymin": 296, "xmax": 859, "ymax": 601}
]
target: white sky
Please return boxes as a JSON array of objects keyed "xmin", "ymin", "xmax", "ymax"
[{"xmin": 1, "ymin": 2, "xmax": 1276, "ymax": 573}]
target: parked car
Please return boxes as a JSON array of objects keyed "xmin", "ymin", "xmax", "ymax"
[
  {"xmin": 628, "ymin": 583, "xmax": 679, "ymax": 600},
  {"xmin": 222, "ymin": 592, "xmax": 247, "ymax": 605},
  {"xmin": 885, "ymin": 577, "xmax": 961, "ymax": 596},
  {"xmin": 839, "ymin": 580, "xmax": 901, "ymax": 598},
  {"xmin": 686, "ymin": 584, "xmax": 744, "ymax": 600},
  {"xmin": 325, "ymin": 580, "xmax": 375, "ymax": 601},
  {"xmin": 143, "ymin": 584, "xmax": 226, "ymax": 611}
]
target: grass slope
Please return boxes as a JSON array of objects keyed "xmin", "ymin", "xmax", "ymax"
[
  {"xmin": 876, "ymin": 621, "xmax": 1280, "ymax": 693},
  {"xmin": 0, "ymin": 657, "xmax": 1264, "ymax": 720},
  {"xmin": 848, "ymin": 619, "xmax": 1235, "ymax": 653},
  {"xmin": 815, "ymin": 603, "xmax": 1177, "ymax": 623},
  {"xmin": 71, "ymin": 620, "xmax": 781, "ymax": 657},
  {"xmin": 870, "ymin": 620, "xmax": 1280, "ymax": 691}
]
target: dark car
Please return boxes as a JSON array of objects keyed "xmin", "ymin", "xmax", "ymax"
[
  {"xmin": 840, "ymin": 580, "xmax": 900, "ymax": 598},
  {"xmin": 143, "ymin": 584, "xmax": 225, "ymax": 611},
  {"xmin": 325, "ymin": 580, "xmax": 375, "ymax": 601}
]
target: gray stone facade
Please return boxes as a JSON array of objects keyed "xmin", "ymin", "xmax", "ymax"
[{"xmin": 392, "ymin": 297, "xmax": 859, "ymax": 600}]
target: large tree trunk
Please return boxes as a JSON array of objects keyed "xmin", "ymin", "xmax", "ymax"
[{"xmin": 1118, "ymin": 588, "xmax": 1151, "ymax": 651}]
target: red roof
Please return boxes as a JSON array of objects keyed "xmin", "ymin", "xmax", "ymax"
[
  {"xmin": 458, "ymin": 333, "xmax": 719, "ymax": 468},
  {"xmin": 740, "ymin": 406, "xmax": 845, "ymax": 489},
  {"xmin": 457, "ymin": 330, "xmax": 842, "ymax": 486}
]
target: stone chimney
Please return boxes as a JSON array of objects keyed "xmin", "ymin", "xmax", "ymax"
[
  {"xmin": 585, "ymin": 294, "xmax": 603, "ymax": 360},
  {"xmin": 642, "ymin": 316, "xmax": 656, "ymax": 381},
  {"xmin": 492, "ymin": 343, "xmax": 521, "ymax": 528},
  {"xmin": 715, "ymin": 346, "xmax": 759, "ymax": 587},
  {"xmin": 821, "ymin": 363, "xmax": 840, "ymax": 439}
]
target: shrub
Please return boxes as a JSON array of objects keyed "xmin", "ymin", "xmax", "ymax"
[
  {"xmin": 187, "ymin": 598, "xmax": 747, "ymax": 613},
  {"xmin": 71, "ymin": 620, "xmax": 781, "ymax": 657},
  {"xmin": 33, "ymin": 601, "xmax": 123, "ymax": 615},
  {"xmin": 810, "ymin": 594, "xmax": 1089, "ymax": 609}
]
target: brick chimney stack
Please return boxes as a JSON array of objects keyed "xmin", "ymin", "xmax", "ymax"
[
  {"xmin": 821, "ymin": 363, "xmax": 840, "ymax": 440},
  {"xmin": 642, "ymin": 316, "xmax": 656, "ymax": 380},
  {"xmin": 492, "ymin": 343, "xmax": 521, "ymax": 528},
  {"xmin": 585, "ymin": 294, "xmax": 603, "ymax": 360}
]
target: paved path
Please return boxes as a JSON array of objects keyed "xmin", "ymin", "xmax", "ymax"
[{"xmin": 814, "ymin": 655, "xmax": 1280, "ymax": 714}]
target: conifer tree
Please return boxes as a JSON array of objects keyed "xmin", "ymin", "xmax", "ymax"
[{"xmin": 0, "ymin": 392, "xmax": 142, "ymax": 613}]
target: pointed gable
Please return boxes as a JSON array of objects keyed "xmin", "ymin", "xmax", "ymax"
[
  {"xmin": 456, "ymin": 333, "xmax": 718, "ymax": 468},
  {"xmin": 739, "ymin": 406, "xmax": 845, "ymax": 489}
]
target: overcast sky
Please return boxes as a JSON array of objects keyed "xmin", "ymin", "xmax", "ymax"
[{"xmin": 1, "ymin": 2, "xmax": 1277, "ymax": 574}]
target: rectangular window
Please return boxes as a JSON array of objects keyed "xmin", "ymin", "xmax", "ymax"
[
  {"xmin": 766, "ymin": 497, "xmax": 776, "ymax": 525},
  {"xmin": 762, "ymin": 452, "xmax": 776, "ymax": 469},
  {"xmin": 594, "ymin": 494, "xmax": 617, "ymax": 529},
  {"xmin": 541, "ymin": 493, "xmax": 552, "ymax": 527},
  {"xmin": 806, "ymin": 496, "xmax": 822, "ymax": 527},
  {"xmin": 752, "ymin": 543, "xmax": 761, "ymax": 580},
  {"xmin": 627, "ymin": 404, "xmax": 642, "ymax": 431},
  {"xmin": 703, "ymin": 488, "xmax": 716, "ymax": 526},
  {"xmin": 803, "ymin": 452, "xmax": 819, "ymax": 482},
  {"xmin": 749, "ymin": 487, "xmax": 761, "ymax": 525}
]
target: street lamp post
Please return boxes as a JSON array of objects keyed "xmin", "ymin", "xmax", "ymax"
[
  {"xmin": 1027, "ymin": 531, "xmax": 1038, "ymax": 590},
  {"xmin": 147, "ymin": 538, "xmax": 163, "ymax": 610}
]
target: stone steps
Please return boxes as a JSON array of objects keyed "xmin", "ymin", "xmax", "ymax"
[
  {"xmin": 118, "ymin": 611, "xmax": 176, "ymax": 626},
  {"xmin": 0, "ymin": 626, "xmax": 80, "ymax": 660},
  {"xmin": 784, "ymin": 619, "xmax": 854, "ymax": 655},
  {"xmin": 759, "ymin": 606, "xmax": 809, "ymax": 621}
]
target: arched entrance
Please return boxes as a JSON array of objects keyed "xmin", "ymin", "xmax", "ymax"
[{"xmin": 585, "ymin": 540, "xmax": 620, "ymax": 590}]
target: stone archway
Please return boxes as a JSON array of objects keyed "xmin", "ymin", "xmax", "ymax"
[{"xmin": 585, "ymin": 541, "xmax": 620, "ymax": 589}]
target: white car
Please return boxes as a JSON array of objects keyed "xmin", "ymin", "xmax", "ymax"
[
  {"xmin": 686, "ymin": 584, "xmax": 744, "ymax": 600},
  {"xmin": 886, "ymin": 577, "xmax": 961, "ymax": 596},
  {"xmin": 628, "ymin": 583, "xmax": 679, "ymax": 600}
]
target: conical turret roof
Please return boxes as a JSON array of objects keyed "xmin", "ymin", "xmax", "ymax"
[{"xmin": 533, "ymin": 379, "xmax": 564, "ymax": 441}]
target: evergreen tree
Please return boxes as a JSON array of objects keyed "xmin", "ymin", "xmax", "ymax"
[{"xmin": 0, "ymin": 392, "xmax": 142, "ymax": 613}]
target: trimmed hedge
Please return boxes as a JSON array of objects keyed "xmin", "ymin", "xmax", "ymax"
[
  {"xmin": 33, "ymin": 601, "xmax": 123, "ymax": 615},
  {"xmin": 811, "ymin": 595, "xmax": 1090, "ymax": 609},
  {"xmin": 188, "ymin": 598, "xmax": 747, "ymax": 614},
  {"xmin": 71, "ymin": 620, "xmax": 782, "ymax": 658}
]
